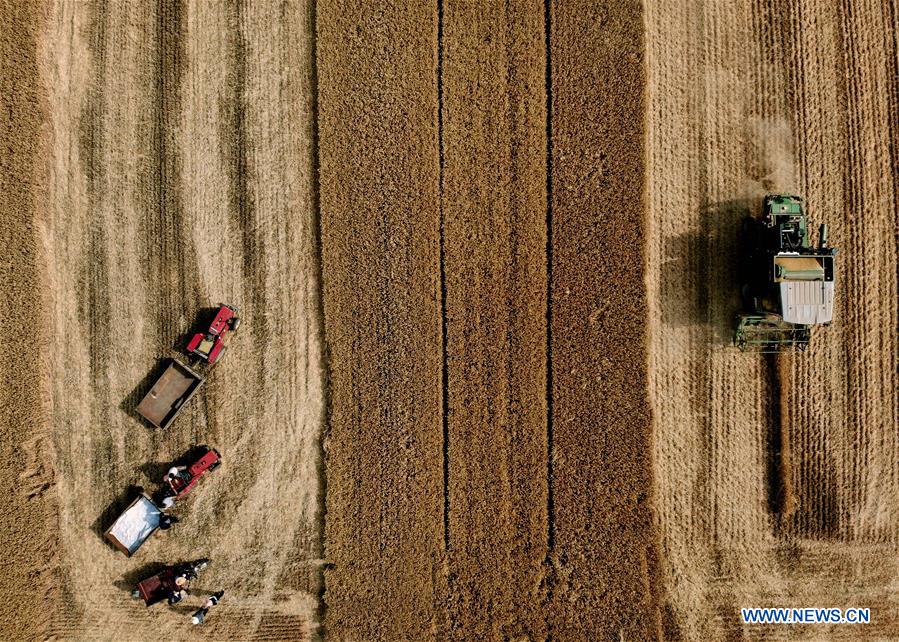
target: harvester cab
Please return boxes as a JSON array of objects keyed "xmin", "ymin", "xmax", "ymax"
[{"xmin": 735, "ymin": 194, "xmax": 838, "ymax": 351}]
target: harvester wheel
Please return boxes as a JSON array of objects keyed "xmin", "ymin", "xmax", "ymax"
[{"xmin": 229, "ymin": 317, "xmax": 241, "ymax": 331}]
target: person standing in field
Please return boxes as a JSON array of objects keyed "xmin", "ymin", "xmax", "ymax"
[
  {"xmin": 167, "ymin": 577, "xmax": 187, "ymax": 606},
  {"xmin": 158, "ymin": 513, "xmax": 178, "ymax": 530},
  {"xmin": 191, "ymin": 590, "xmax": 224, "ymax": 625},
  {"xmin": 164, "ymin": 465, "xmax": 189, "ymax": 484}
]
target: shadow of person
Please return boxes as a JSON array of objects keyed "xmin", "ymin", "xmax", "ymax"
[{"xmin": 140, "ymin": 460, "xmax": 171, "ymax": 484}]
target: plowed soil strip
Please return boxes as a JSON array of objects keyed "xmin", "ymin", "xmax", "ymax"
[
  {"xmin": 441, "ymin": 1, "xmax": 548, "ymax": 638},
  {"xmin": 0, "ymin": 2, "xmax": 58, "ymax": 640},
  {"xmin": 317, "ymin": 1, "xmax": 445, "ymax": 638},
  {"xmin": 548, "ymin": 0, "xmax": 661, "ymax": 638}
]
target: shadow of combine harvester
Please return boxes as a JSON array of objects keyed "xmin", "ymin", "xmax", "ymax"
[
  {"xmin": 660, "ymin": 198, "xmax": 750, "ymax": 345},
  {"xmin": 661, "ymin": 198, "xmax": 841, "ymax": 537}
]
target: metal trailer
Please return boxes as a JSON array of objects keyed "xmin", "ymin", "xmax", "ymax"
[{"xmin": 136, "ymin": 359, "xmax": 204, "ymax": 429}]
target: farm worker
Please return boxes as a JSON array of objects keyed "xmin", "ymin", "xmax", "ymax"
[
  {"xmin": 158, "ymin": 514, "xmax": 179, "ymax": 530},
  {"xmin": 165, "ymin": 465, "xmax": 189, "ymax": 483},
  {"xmin": 167, "ymin": 588, "xmax": 186, "ymax": 606},
  {"xmin": 159, "ymin": 495, "xmax": 176, "ymax": 511},
  {"xmin": 191, "ymin": 590, "xmax": 225, "ymax": 625}
]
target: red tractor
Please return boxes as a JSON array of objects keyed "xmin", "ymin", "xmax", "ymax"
[
  {"xmin": 132, "ymin": 559, "xmax": 210, "ymax": 606},
  {"xmin": 164, "ymin": 446, "xmax": 222, "ymax": 500},
  {"xmin": 186, "ymin": 304, "xmax": 240, "ymax": 365}
]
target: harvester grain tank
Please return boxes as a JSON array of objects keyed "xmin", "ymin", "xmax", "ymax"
[{"xmin": 734, "ymin": 195, "xmax": 837, "ymax": 351}]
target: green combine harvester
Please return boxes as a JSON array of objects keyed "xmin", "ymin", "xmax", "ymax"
[{"xmin": 735, "ymin": 194, "xmax": 838, "ymax": 352}]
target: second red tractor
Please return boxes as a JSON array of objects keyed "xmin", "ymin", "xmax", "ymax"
[{"xmin": 186, "ymin": 304, "xmax": 240, "ymax": 365}]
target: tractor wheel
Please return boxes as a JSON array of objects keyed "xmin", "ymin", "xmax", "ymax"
[{"xmin": 209, "ymin": 460, "xmax": 222, "ymax": 471}]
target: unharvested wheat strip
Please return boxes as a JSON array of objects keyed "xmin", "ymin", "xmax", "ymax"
[
  {"xmin": 441, "ymin": 1, "xmax": 548, "ymax": 637},
  {"xmin": 318, "ymin": 1, "xmax": 445, "ymax": 638},
  {"xmin": 0, "ymin": 2, "xmax": 60, "ymax": 640},
  {"xmin": 548, "ymin": 0, "xmax": 661, "ymax": 637}
]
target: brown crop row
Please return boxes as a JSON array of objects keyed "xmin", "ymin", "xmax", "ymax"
[{"xmin": 318, "ymin": 0, "xmax": 660, "ymax": 639}]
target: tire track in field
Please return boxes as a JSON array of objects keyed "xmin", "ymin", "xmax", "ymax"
[{"xmin": 80, "ymin": 0, "xmax": 118, "ymax": 492}]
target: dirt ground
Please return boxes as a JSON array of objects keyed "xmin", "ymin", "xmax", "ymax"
[
  {"xmin": 2, "ymin": 0, "xmax": 897, "ymax": 640},
  {"xmin": 646, "ymin": 0, "xmax": 899, "ymax": 638}
]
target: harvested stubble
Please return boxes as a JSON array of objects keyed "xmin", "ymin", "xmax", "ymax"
[
  {"xmin": 646, "ymin": 0, "xmax": 899, "ymax": 638},
  {"xmin": 39, "ymin": 1, "xmax": 325, "ymax": 639}
]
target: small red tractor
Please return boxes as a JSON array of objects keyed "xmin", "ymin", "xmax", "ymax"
[
  {"xmin": 132, "ymin": 558, "xmax": 210, "ymax": 606},
  {"xmin": 186, "ymin": 304, "xmax": 240, "ymax": 365},
  {"xmin": 165, "ymin": 445, "xmax": 222, "ymax": 499}
]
